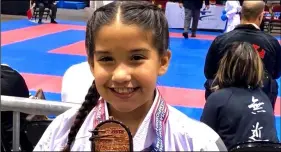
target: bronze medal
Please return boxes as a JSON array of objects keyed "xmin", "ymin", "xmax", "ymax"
[{"xmin": 90, "ymin": 119, "xmax": 133, "ymax": 151}]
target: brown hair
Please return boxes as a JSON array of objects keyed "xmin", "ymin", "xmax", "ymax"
[{"xmin": 212, "ymin": 42, "xmax": 264, "ymax": 91}]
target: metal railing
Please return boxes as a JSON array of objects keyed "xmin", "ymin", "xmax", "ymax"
[{"xmin": 1, "ymin": 95, "xmax": 80, "ymax": 151}]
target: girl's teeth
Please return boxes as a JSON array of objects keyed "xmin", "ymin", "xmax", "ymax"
[{"xmin": 114, "ymin": 88, "xmax": 134, "ymax": 93}]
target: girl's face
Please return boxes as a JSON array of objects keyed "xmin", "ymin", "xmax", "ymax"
[{"xmin": 90, "ymin": 21, "xmax": 171, "ymax": 113}]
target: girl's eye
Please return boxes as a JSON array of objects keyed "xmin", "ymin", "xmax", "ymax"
[
  {"xmin": 98, "ymin": 56, "xmax": 113, "ymax": 62},
  {"xmin": 131, "ymin": 55, "xmax": 146, "ymax": 61}
]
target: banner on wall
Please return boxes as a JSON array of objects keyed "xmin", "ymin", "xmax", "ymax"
[
  {"xmin": 165, "ymin": 2, "xmax": 227, "ymax": 30},
  {"xmin": 197, "ymin": 4, "xmax": 226, "ymax": 30}
]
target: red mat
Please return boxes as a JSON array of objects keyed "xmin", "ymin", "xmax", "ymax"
[
  {"xmin": 21, "ymin": 72, "xmax": 280, "ymax": 116},
  {"xmin": 49, "ymin": 40, "xmax": 86, "ymax": 56},
  {"xmin": 48, "ymin": 33, "xmax": 216, "ymax": 56},
  {"xmin": 1, "ymin": 24, "xmax": 85, "ymax": 46}
]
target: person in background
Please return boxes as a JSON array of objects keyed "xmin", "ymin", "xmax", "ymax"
[
  {"xmin": 31, "ymin": 0, "xmax": 57, "ymax": 24},
  {"xmin": 201, "ymin": 42, "xmax": 279, "ymax": 150},
  {"xmin": 260, "ymin": 0, "xmax": 280, "ymax": 31},
  {"xmin": 1, "ymin": 64, "xmax": 33, "ymax": 152},
  {"xmin": 61, "ymin": 62, "xmax": 94, "ymax": 104},
  {"xmin": 204, "ymin": 0, "xmax": 281, "ymax": 109},
  {"xmin": 179, "ymin": 0, "xmax": 210, "ymax": 38},
  {"xmin": 221, "ymin": 0, "xmax": 241, "ymax": 32}
]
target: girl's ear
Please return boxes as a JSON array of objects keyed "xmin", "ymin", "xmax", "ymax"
[{"xmin": 158, "ymin": 50, "xmax": 171, "ymax": 76}]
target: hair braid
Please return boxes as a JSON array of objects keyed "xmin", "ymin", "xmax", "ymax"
[{"xmin": 62, "ymin": 80, "xmax": 100, "ymax": 152}]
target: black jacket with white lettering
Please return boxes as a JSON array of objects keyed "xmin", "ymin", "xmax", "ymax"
[{"xmin": 200, "ymin": 87, "xmax": 279, "ymax": 150}]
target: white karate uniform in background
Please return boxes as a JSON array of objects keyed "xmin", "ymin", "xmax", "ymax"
[
  {"xmin": 34, "ymin": 90, "xmax": 227, "ymax": 151},
  {"xmin": 225, "ymin": 0, "xmax": 241, "ymax": 32},
  {"xmin": 61, "ymin": 62, "xmax": 94, "ymax": 104},
  {"xmin": 86, "ymin": 1, "xmax": 114, "ymax": 19},
  {"xmin": 89, "ymin": 1, "xmax": 114, "ymax": 11}
]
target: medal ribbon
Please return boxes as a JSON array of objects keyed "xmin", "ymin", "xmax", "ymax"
[{"xmin": 92, "ymin": 90, "xmax": 169, "ymax": 151}]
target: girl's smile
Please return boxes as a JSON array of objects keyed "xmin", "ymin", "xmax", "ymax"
[{"xmin": 109, "ymin": 87, "xmax": 141, "ymax": 100}]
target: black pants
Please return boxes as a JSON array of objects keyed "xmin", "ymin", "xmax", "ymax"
[
  {"xmin": 38, "ymin": 3, "xmax": 57, "ymax": 20},
  {"xmin": 183, "ymin": 8, "xmax": 200, "ymax": 34}
]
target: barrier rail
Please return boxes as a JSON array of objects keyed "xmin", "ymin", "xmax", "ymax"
[{"xmin": 1, "ymin": 95, "xmax": 80, "ymax": 151}]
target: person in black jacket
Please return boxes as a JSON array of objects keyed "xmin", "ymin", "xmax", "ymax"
[
  {"xmin": 201, "ymin": 42, "xmax": 279, "ymax": 150},
  {"xmin": 204, "ymin": 0, "xmax": 281, "ymax": 109},
  {"xmin": 1, "ymin": 64, "xmax": 33, "ymax": 152},
  {"xmin": 179, "ymin": 0, "xmax": 210, "ymax": 38},
  {"xmin": 31, "ymin": 0, "xmax": 57, "ymax": 24}
]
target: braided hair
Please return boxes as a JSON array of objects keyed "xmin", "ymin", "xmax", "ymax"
[
  {"xmin": 62, "ymin": 81, "xmax": 99, "ymax": 152},
  {"xmin": 62, "ymin": 1, "xmax": 169, "ymax": 151}
]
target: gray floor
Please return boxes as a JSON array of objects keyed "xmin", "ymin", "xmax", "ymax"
[{"xmin": 1, "ymin": 14, "xmax": 25, "ymax": 21}]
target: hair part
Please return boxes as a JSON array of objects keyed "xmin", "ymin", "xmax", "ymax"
[
  {"xmin": 86, "ymin": 1, "xmax": 169, "ymax": 64},
  {"xmin": 63, "ymin": 1, "xmax": 169, "ymax": 151},
  {"xmin": 212, "ymin": 42, "xmax": 264, "ymax": 91},
  {"xmin": 241, "ymin": 0, "xmax": 265, "ymax": 21}
]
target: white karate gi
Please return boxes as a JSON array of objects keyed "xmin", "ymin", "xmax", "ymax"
[
  {"xmin": 225, "ymin": 1, "xmax": 241, "ymax": 32},
  {"xmin": 34, "ymin": 90, "xmax": 227, "ymax": 151},
  {"xmin": 61, "ymin": 62, "xmax": 94, "ymax": 104}
]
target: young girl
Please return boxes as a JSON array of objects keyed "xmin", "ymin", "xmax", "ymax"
[
  {"xmin": 201, "ymin": 42, "xmax": 279, "ymax": 150},
  {"xmin": 34, "ymin": 1, "xmax": 226, "ymax": 151}
]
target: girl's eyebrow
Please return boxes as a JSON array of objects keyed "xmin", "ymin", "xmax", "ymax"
[
  {"xmin": 130, "ymin": 48, "xmax": 150, "ymax": 53},
  {"xmin": 94, "ymin": 50, "xmax": 111, "ymax": 55}
]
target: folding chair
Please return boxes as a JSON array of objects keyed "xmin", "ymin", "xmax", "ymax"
[
  {"xmin": 230, "ymin": 141, "xmax": 281, "ymax": 152},
  {"xmin": 32, "ymin": 6, "xmax": 50, "ymax": 21}
]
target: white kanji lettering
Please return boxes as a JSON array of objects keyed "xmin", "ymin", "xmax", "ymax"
[
  {"xmin": 249, "ymin": 122, "xmax": 263, "ymax": 141},
  {"xmin": 248, "ymin": 122, "xmax": 269, "ymax": 142},
  {"xmin": 248, "ymin": 96, "xmax": 266, "ymax": 114}
]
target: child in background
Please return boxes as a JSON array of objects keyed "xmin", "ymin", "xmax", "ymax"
[
  {"xmin": 61, "ymin": 61, "xmax": 94, "ymax": 104},
  {"xmin": 34, "ymin": 1, "xmax": 226, "ymax": 151},
  {"xmin": 201, "ymin": 42, "xmax": 279, "ymax": 150}
]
